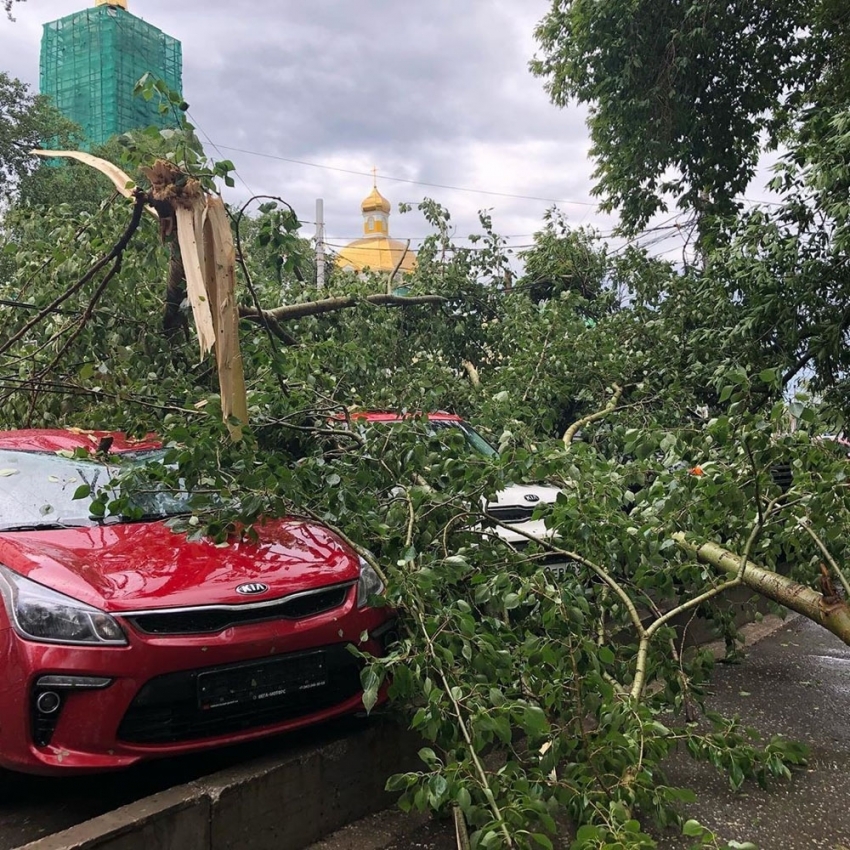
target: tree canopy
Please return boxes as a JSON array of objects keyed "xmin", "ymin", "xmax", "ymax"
[
  {"xmin": 530, "ymin": 0, "xmax": 848, "ymax": 236},
  {"xmin": 0, "ymin": 73, "xmax": 81, "ymax": 204},
  {"xmin": 0, "ymin": 26, "xmax": 848, "ymax": 846}
]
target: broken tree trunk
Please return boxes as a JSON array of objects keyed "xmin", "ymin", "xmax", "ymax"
[
  {"xmin": 203, "ymin": 198, "xmax": 248, "ymax": 439},
  {"xmin": 32, "ymin": 150, "xmax": 247, "ymax": 440},
  {"xmin": 673, "ymin": 533, "xmax": 850, "ymax": 646}
]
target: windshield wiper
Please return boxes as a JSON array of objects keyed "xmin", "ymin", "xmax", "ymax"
[
  {"xmin": 0, "ymin": 521, "xmax": 91, "ymax": 533},
  {"xmin": 115, "ymin": 511, "xmax": 191, "ymax": 523}
]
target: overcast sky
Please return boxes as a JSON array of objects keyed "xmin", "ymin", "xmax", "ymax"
[{"xmin": 2, "ymin": 0, "xmax": 740, "ymax": 263}]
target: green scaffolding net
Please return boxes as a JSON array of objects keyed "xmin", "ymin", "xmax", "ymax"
[{"xmin": 40, "ymin": 5, "xmax": 182, "ymax": 148}]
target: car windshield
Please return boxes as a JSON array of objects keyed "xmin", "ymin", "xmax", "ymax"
[
  {"xmin": 425, "ymin": 420, "xmax": 498, "ymax": 458},
  {"xmin": 0, "ymin": 449, "xmax": 188, "ymax": 532}
]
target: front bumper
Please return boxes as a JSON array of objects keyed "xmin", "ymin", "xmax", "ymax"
[{"xmin": 0, "ymin": 591, "xmax": 391, "ymax": 775}]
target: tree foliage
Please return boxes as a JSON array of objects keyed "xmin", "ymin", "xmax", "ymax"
[
  {"xmin": 3, "ymin": 0, "xmax": 23, "ymax": 21},
  {"xmin": 0, "ymin": 73, "xmax": 79, "ymax": 203},
  {"xmin": 530, "ymin": 0, "xmax": 844, "ymax": 235},
  {"xmin": 0, "ymin": 55, "xmax": 849, "ymax": 850}
]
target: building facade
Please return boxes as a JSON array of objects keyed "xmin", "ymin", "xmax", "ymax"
[{"xmin": 40, "ymin": 0, "xmax": 182, "ymax": 147}]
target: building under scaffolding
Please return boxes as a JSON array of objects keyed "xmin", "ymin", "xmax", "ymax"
[{"xmin": 39, "ymin": 0, "xmax": 182, "ymax": 147}]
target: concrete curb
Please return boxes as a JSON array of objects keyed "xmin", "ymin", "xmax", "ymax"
[{"xmin": 17, "ymin": 719, "xmax": 421, "ymax": 850}]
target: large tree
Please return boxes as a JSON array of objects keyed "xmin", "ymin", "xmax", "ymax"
[
  {"xmin": 0, "ymin": 73, "xmax": 79, "ymax": 204},
  {"xmin": 529, "ymin": 0, "xmax": 840, "ymax": 235},
  {"xmin": 2, "ymin": 114, "xmax": 849, "ymax": 848}
]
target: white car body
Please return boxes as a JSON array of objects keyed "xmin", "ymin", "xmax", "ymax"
[
  {"xmin": 341, "ymin": 412, "xmax": 578, "ymax": 574},
  {"xmin": 484, "ymin": 481, "xmax": 560, "ymax": 545}
]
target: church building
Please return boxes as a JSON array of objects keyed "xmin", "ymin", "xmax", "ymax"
[{"xmin": 335, "ymin": 180, "xmax": 417, "ymax": 276}]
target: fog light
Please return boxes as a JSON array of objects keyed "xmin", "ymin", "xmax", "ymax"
[
  {"xmin": 35, "ymin": 691, "xmax": 61, "ymax": 714},
  {"xmin": 31, "ymin": 676, "xmax": 113, "ymax": 747},
  {"xmin": 371, "ymin": 619, "xmax": 399, "ymax": 649}
]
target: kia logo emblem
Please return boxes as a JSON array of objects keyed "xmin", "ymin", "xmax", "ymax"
[
  {"xmin": 236, "ymin": 582, "xmax": 269, "ymax": 595},
  {"xmin": 523, "ymin": 494, "xmax": 540, "ymax": 503}
]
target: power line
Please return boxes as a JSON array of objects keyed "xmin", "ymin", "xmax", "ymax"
[
  {"xmin": 211, "ymin": 144, "xmax": 598, "ymax": 207},
  {"xmin": 186, "ymin": 110, "xmax": 256, "ymax": 197}
]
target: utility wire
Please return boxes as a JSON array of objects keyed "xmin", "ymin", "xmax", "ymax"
[
  {"xmin": 186, "ymin": 110, "xmax": 257, "ymax": 197},
  {"xmin": 211, "ymin": 144, "xmax": 598, "ymax": 207}
]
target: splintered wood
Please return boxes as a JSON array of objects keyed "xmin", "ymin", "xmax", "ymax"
[{"xmin": 32, "ymin": 150, "xmax": 248, "ymax": 440}]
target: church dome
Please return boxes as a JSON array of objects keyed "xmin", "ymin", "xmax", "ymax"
[{"xmin": 361, "ymin": 186, "xmax": 391, "ymax": 214}]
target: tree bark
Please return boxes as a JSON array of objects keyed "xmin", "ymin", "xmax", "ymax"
[
  {"xmin": 674, "ymin": 534, "xmax": 850, "ymax": 646},
  {"xmin": 163, "ymin": 243, "xmax": 187, "ymax": 340},
  {"xmin": 239, "ymin": 293, "xmax": 445, "ymax": 324}
]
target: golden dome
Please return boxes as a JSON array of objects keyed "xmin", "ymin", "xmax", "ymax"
[
  {"xmin": 361, "ymin": 186, "xmax": 391, "ymax": 214},
  {"xmin": 336, "ymin": 237, "xmax": 416, "ymax": 275}
]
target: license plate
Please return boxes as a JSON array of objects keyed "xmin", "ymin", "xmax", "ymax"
[
  {"xmin": 197, "ymin": 653, "xmax": 327, "ymax": 710},
  {"xmin": 546, "ymin": 561, "xmax": 580, "ymax": 578}
]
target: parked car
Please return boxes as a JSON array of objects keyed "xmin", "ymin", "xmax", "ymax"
[
  {"xmin": 0, "ymin": 429, "xmax": 391, "ymax": 775},
  {"xmin": 335, "ymin": 412, "xmax": 575, "ymax": 572}
]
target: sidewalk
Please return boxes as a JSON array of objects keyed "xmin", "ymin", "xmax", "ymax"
[{"xmin": 311, "ymin": 616, "xmax": 850, "ymax": 850}]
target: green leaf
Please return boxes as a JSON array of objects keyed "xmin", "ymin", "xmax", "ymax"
[
  {"xmin": 418, "ymin": 747, "xmax": 439, "ymax": 766},
  {"xmin": 522, "ymin": 705, "xmax": 549, "ymax": 738},
  {"xmin": 72, "ymin": 484, "xmax": 91, "ymax": 500},
  {"xmin": 598, "ymin": 645, "xmax": 615, "ymax": 665},
  {"xmin": 682, "ymin": 819, "xmax": 706, "ymax": 837}
]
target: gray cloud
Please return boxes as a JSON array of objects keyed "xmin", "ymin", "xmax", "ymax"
[{"xmin": 2, "ymin": 0, "xmax": 624, "ymax": 253}]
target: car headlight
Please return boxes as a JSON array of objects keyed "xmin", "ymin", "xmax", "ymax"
[
  {"xmin": 0, "ymin": 566, "xmax": 127, "ymax": 646},
  {"xmin": 356, "ymin": 557, "xmax": 384, "ymax": 609}
]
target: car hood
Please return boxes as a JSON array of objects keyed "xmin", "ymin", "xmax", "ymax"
[
  {"xmin": 484, "ymin": 482, "xmax": 561, "ymax": 543},
  {"xmin": 0, "ymin": 520, "xmax": 360, "ymax": 613}
]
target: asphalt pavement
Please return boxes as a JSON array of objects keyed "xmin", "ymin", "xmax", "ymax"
[
  {"xmin": 312, "ymin": 616, "xmax": 850, "ymax": 850},
  {"xmin": 662, "ymin": 615, "xmax": 850, "ymax": 848}
]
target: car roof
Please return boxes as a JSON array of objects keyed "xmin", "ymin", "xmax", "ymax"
[
  {"xmin": 339, "ymin": 411, "xmax": 464, "ymax": 423},
  {"xmin": 0, "ymin": 429, "xmax": 161, "ymax": 454}
]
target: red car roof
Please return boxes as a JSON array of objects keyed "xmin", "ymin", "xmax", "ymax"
[
  {"xmin": 0, "ymin": 429, "xmax": 161, "ymax": 454},
  {"xmin": 339, "ymin": 411, "xmax": 464, "ymax": 423}
]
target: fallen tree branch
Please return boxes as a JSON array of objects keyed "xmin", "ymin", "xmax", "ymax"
[
  {"xmin": 462, "ymin": 360, "xmax": 480, "ymax": 388},
  {"xmin": 630, "ymin": 497, "xmax": 775, "ymax": 699},
  {"xmin": 453, "ymin": 804, "xmax": 472, "ymax": 850},
  {"xmin": 231, "ymin": 194, "xmax": 301, "ymax": 357},
  {"xmin": 673, "ymin": 533, "xmax": 850, "ymax": 646},
  {"xmin": 239, "ymin": 293, "xmax": 445, "ymax": 324},
  {"xmin": 797, "ymin": 519, "xmax": 850, "ymax": 600},
  {"xmin": 237, "ymin": 311, "xmax": 299, "ymax": 346},
  {"xmin": 52, "ymin": 192, "xmax": 147, "ymax": 361},
  {"xmin": 0, "ymin": 377, "xmax": 203, "ymax": 416},
  {"xmin": 562, "ymin": 383, "xmax": 623, "ymax": 447},
  {"xmin": 0, "ymin": 190, "xmax": 147, "ymax": 358}
]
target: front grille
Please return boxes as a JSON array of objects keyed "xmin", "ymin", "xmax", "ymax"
[
  {"xmin": 127, "ymin": 584, "xmax": 352, "ymax": 636},
  {"xmin": 511, "ymin": 541, "xmax": 579, "ymax": 571},
  {"xmin": 486, "ymin": 505, "xmax": 536, "ymax": 523},
  {"xmin": 117, "ymin": 643, "xmax": 362, "ymax": 744},
  {"xmin": 771, "ymin": 462, "xmax": 793, "ymax": 493}
]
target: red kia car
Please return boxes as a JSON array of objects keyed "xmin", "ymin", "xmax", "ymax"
[{"xmin": 0, "ymin": 429, "xmax": 391, "ymax": 775}]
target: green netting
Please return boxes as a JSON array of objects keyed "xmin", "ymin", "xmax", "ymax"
[{"xmin": 40, "ymin": 5, "xmax": 182, "ymax": 148}]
